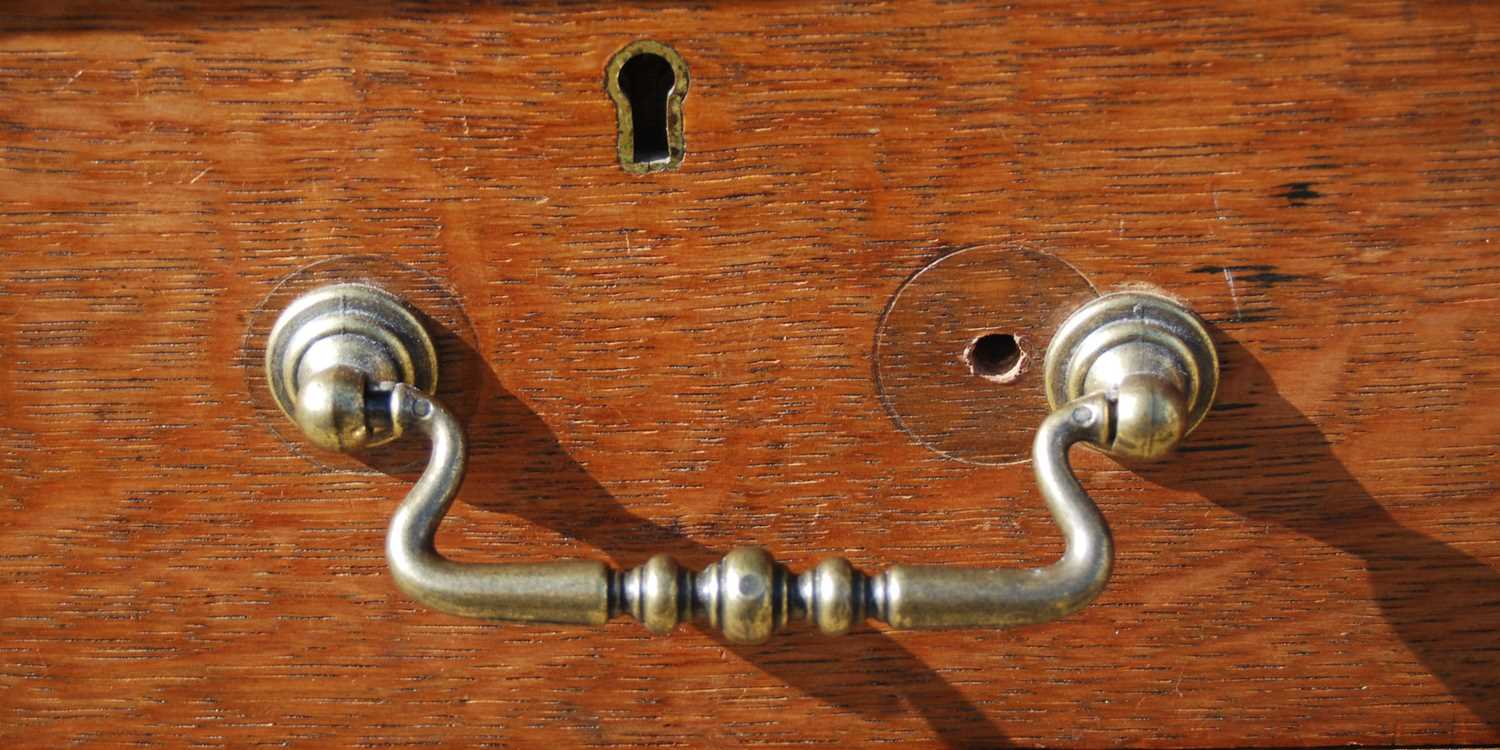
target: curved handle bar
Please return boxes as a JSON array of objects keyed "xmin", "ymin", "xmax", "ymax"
[
  {"xmin": 384, "ymin": 383, "xmax": 1117, "ymax": 644},
  {"xmin": 267, "ymin": 284, "xmax": 1215, "ymax": 645}
]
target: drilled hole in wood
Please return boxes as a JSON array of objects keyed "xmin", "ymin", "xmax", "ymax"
[{"xmin": 966, "ymin": 333, "xmax": 1025, "ymax": 384}]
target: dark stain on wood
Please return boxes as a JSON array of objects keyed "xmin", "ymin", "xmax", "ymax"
[
  {"xmin": 1190, "ymin": 264, "xmax": 1306, "ymax": 287},
  {"xmin": 1278, "ymin": 181, "xmax": 1324, "ymax": 206}
]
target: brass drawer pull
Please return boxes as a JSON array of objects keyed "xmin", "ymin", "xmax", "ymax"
[{"xmin": 266, "ymin": 284, "xmax": 1216, "ymax": 644}]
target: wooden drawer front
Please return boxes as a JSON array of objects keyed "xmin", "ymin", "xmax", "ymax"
[{"xmin": 2, "ymin": 1, "xmax": 1498, "ymax": 747}]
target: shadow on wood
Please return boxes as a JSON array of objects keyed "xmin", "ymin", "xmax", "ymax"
[
  {"xmin": 1139, "ymin": 334, "xmax": 1500, "ymax": 734},
  {"xmin": 400, "ymin": 326, "xmax": 1013, "ymax": 748}
]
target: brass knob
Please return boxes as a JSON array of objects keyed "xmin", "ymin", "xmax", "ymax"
[
  {"xmin": 1043, "ymin": 290, "xmax": 1219, "ymax": 461},
  {"xmin": 265, "ymin": 285, "xmax": 1216, "ymax": 644},
  {"xmin": 265, "ymin": 283, "xmax": 437, "ymax": 452}
]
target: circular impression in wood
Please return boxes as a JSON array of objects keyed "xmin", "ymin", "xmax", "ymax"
[
  {"xmin": 240, "ymin": 256, "xmax": 483, "ymax": 475},
  {"xmin": 875, "ymin": 246, "xmax": 1098, "ymax": 465}
]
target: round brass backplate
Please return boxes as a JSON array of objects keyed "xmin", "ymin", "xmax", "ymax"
[
  {"xmin": 242, "ymin": 256, "xmax": 482, "ymax": 473},
  {"xmin": 1043, "ymin": 291, "xmax": 1219, "ymax": 438},
  {"xmin": 264, "ymin": 283, "xmax": 439, "ymax": 448},
  {"xmin": 874, "ymin": 246, "xmax": 1099, "ymax": 465}
]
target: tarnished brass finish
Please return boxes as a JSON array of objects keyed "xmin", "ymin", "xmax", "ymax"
[
  {"xmin": 1044, "ymin": 291, "xmax": 1218, "ymax": 459},
  {"xmin": 266, "ymin": 285, "xmax": 1216, "ymax": 644},
  {"xmin": 265, "ymin": 283, "xmax": 438, "ymax": 451},
  {"xmin": 387, "ymin": 382, "xmax": 613, "ymax": 623},
  {"xmin": 605, "ymin": 40, "xmax": 690, "ymax": 174},
  {"xmin": 877, "ymin": 394, "xmax": 1115, "ymax": 628}
]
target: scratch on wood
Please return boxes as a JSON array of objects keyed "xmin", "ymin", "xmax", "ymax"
[
  {"xmin": 56, "ymin": 68, "xmax": 86, "ymax": 92},
  {"xmin": 1223, "ymin": 267, "xmax": 1242, "ymax": 322}
]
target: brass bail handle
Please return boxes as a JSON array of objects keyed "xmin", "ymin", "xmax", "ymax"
[{"xmin": 266, "ymin": 284, "xmax": 1217, "ymax": 644}]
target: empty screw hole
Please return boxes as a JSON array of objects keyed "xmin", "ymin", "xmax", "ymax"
[{"xmin": 966, "ymin": 333, "xmax": 1025, "ymax": 383}]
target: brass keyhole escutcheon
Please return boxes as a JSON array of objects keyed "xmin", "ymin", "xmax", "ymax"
[{"xmin": 606, "ymin": 40, "xmax": 690, "ymax": 173}]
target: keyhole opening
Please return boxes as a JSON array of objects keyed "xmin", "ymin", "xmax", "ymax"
[
  {"xmin": 606, "ymin": 41, "xmax": 689, "ymax": 173},
  {"xmin": 619, "ymin": 53, "xmax": 674, "ymax": 165}
]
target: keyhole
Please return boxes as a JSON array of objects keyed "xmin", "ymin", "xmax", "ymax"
[
  {"xmin": 619, "ymin": 53, "xmax": 673, "ymax": 164},
  {"xmin": 606, "ymin": 41, "xmax": 689, "ymax": 173}
]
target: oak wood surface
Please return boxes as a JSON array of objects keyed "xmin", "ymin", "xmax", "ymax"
[{"xmin": 2, "ymin": 1, "xmax": 1499, "ymax": 747}]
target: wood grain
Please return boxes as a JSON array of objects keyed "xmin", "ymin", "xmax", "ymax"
[{"xmin": 2, "ymin": 1, "xmax": 1499, "ymax": 747}]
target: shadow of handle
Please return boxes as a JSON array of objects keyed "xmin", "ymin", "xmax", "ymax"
[
  {"xmin": 307, "ymin": 311, "xmax": 1016, "ymax": 747},
  {"xmin": 385, "ymin": 382, "xmax": 613, "ymax": 624},
  {"xmin": 1138, "ymin": 335, "xmax": 1500, "ymax": 735}
]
